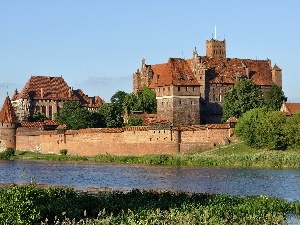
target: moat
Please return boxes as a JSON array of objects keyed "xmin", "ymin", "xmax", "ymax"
[{"xmin": 1, "ymin": 160, "xmax": 300, "ymax": 201}]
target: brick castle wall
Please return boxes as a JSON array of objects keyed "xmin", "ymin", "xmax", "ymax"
[{"xmin": 16, "ymin": 126, "xmax": 232, "ymax": 156}]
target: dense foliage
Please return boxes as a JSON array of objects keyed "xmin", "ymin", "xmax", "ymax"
[
  {"xmin": 222, "ymin": 79, "xmax": 264, "ymax": 122},
  {"xmin": 55, "ymin": 101, "xmax": 93, "ymax": 130},
  {"xmin": 127, "ymin": 116, "xmax": 144, "ymax": 126},
  {"xmin": 265, "ymin": 84, "xmax": 286, "ymax": 111},
  {"xmin": 28, "ymin": 111, "xmax": 47, "ymax": 122},
  {"xmin": 0, "ymin": 184, "xmax": 299, "ymax": 224},
  {"xmin": 53, "ymin": 88, "xmax": 157, "ymax": 129},
  {"xmin": 0, "ymin": 148, "xmax": 15, "ymax": 160},
  {"xmin": 235, "ymin": 108, "xmax": 300, "ymax": 150}
]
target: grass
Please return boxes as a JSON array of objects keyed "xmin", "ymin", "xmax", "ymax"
[{"xmin": 7, "ymin": 142, "xmax": 300, "ymax": 169}]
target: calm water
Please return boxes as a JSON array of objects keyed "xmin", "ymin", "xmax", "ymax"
[{"xmin": 1, "ymin": 160, "xmax": 300, "ymax": 201}]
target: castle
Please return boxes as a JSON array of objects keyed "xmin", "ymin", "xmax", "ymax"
[
  {"xmin": 0, "ymin": 37, "xmax": 283, "ymax": 156},
  {"xmin": 0, "ymin": 94, "xmax": 232, "ymax": 155},
  {"xmin": 11, "ymin": 75, "xmax": 104, "ymax": 122},
  {"xmin": 133, "ymin": 38, "xmax": 282, "ymax": 124}
]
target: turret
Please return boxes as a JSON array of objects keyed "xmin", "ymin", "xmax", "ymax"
[
  {"xmin": 272, "ymin": 64, "xmax": 282, "ymax": 87},
  {"xmin": 206, "ymin": 38, "xmax": 226, "ymax": 58},
  {"xmin": 0, "ymin": 96, "xmax": 19, "ymax": 150}
]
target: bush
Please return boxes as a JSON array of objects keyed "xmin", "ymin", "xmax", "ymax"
[
  {"xmin": 59, "ymin": 149, "xmax": 68, "ymax": 155},
  {"xmin": 0, "ymin": 148, "xmax": 16, "ymax": 160}
]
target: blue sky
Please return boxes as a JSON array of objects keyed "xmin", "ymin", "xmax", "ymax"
[{"xmin": 0, "ymin": 0, "xmax": 299, "ymax": 103}]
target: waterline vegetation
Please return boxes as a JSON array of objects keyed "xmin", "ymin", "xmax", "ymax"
[
  {"xmin": 5, "ymin": 142, "xmax": 300, "ymax": 169},
  {"xmin": 0, "ymin": 183, "xmax": 299, "ymax": 224}
]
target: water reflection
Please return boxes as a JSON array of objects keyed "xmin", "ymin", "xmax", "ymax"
[{"xmin": 1, "ymin": 160, "xmax": 300, "ymax": 201}]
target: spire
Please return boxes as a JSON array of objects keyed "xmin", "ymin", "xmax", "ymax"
[{"xmin": 0, "ymin": 96, "xmax": 19, "ymax": 123}]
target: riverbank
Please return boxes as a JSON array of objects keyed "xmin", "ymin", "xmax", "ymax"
[
  {"xmin": 0, "ymin": 183, "xmax": 299, "ymax": 224},
  {"xmin": 8, "ymin": 142, "xmax": 300, "ymax": 169}
]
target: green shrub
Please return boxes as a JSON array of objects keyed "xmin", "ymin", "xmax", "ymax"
[
  {"xmin": 0, "ymin": 148, "xmax": 16, "ymax": 160},
  {"xmin": 59, "ymin": 149, "xmax": 68, "ymax": 155}
]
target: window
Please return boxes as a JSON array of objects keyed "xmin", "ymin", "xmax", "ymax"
[
  {"xmin": 49, "ymin": 106, "xmax": 52, "ymax": 119},
  {"xmin": 186, "ymin": 87, "xmax": 188, "ymax": 91},
  {"xmin": 178, "ymin": 87, "xmax": 180, "ymax": 91},
  {"xmin": 42, "ymin": 106, "xmax": 46, "ymax": 115}
]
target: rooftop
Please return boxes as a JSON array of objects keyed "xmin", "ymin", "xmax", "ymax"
[
  {"xmin": 12, "ymin": 75, "xmax": 104, "ymax": 108},
  {"xmin": 149, "ymin": 58, "xmax": 200, "ymax": 88},
  {"xmin": 0, "ymin": 96, "xmax": 19, "ymax": 123}
]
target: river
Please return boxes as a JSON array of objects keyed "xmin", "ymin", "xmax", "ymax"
[{"xmin": 1, "ymin": 160, "xmax": 300, "ymax": 201}]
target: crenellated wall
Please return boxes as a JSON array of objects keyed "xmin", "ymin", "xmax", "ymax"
[{"xmin": 16, "ymin": 125, "xmax": 232, "ymax": 156}]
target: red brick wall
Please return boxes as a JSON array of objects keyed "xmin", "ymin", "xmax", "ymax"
[{"xmin": 16, "ymin": 127, "xmax": 231, "ymax": 156}]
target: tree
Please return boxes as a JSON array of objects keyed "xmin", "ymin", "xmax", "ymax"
[
  {"xmin": 98, "ymin": 103, "xmax": 124, "ymax": 128},
  {"xmin": 55, "ymin": 101, "xmax": 92, "ymax": 130},
  {"xmin": 235, "ymin": 107, "xmax": 287, "ymax": 150},
  {"xmin": 110, "ymin": 90, "xmax": 128, "ymax": 105},
  {"xmin": 123, "ymin": 93, "xmax": 138, "ymax": 112},
  {"xmin": 222, "ymin": 79, "xmax": 264, "ymax": 122},
  {"xmin": 283, "ymin": 112, "xmax": 300, "ymax": 149},
  {"xmin": 28, "ymin": 111, "xmax": 47, "ymax": 122},
  {"xmin": 127, "ymin": 116, "xmax": 144, "ymax": 126},
  {"xmin": 265, "ymin": 84, "xmax": 286, "ymax": 111},
  {"xmin": 135, "ymin": 86, "xmax": 157, "ymax": 113}
]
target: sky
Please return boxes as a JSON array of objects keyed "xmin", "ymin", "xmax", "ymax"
[{"xmin": 0, "ymin": 0, "xmax": 300, "ymax": 104}]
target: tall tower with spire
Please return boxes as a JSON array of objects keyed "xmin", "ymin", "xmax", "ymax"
[{"xmin": 0, "ymin": 96, "xmax": 20, "ymax": 150}]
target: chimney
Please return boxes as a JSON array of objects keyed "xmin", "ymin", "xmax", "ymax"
[{"xmin": 245, "ymin": 67, "xmax": 249, "ymax": 78}]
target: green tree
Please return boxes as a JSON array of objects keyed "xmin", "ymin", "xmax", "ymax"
[
  {"xmin": 55, "ymin": 101, "xmax": 92, "ymax": 130},
  {"xmin": 28, "ymin": 111, "xmax": 47, "ymax": 122},
  {"xmin": 222, "ymin": 79, "xmax": 264, "ymax": 122},
  {"xmin": 110, "ymin": 90, "xmax": 128, "ymax": 105},
  {"xmin": 235, "ymin": 107, "xmax": 287, "ymax": 150},
  {"xmin": 283, "ymin": 112, "xmax": 300, "ymax": 149},
  {"xmin": 123, "ymin": 93, "xmax": 138, "ymax": 112},
  {"xmin": 265, "ymin": 84, "xmax": 286, "ymax": 111},
  {"xmin": 135, "ymin": 86, "xmax": 157, "ymax": 113},
  {"xmin": 127, "ymin": 116, "xmax": 144, "ymax": 126},
  {"xmin": 90, "ymin": 111, "xmax": 105, "ymax": 128},
  {"xmin": 98, "ymin": 103, "xmax": 124, "ymax": 127}
]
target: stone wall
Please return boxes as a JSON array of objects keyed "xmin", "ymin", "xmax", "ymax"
[{"xmin": 16, "ymin": 125, "xmax": 231, "ymax": 156}]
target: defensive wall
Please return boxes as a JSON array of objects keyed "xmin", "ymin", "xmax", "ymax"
[{"xmin": 15, "ymin": 124, "xmax": 232, "ymax": 156}]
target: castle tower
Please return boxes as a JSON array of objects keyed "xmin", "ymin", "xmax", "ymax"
[
  {"xmin": 191, "ymin": 48, "xmax": 207, "ymax": 99},
  {"xmin": 0, "ymin": 96, "xmax": 20, "ymax": 150},
  {"xmin": 272, "ymin": 64, "xmax": 282, "ymax": 87},
  {"xmin": 133, "ymin": 58, "xmax": 154, "ymax": 94},
  {"xmin": 206, "ymin": 38, "xmax": 226, "ymax": 58}
]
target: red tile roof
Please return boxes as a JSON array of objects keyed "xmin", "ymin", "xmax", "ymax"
[
  {"xmin": 282, "ymin": 103, "xmax": 300, "ymax": 116},
  {"xmin": 0, "ymin": 96, "xmax": 19, "ymax": 123},
  {"xmin": 187, "ymin": 57, "xmax": 273, "ymax": 86},
  {"xmin": 12, "ymin": 76, "xmax": 104, "ymax": 108},
  {"xmin": 149, "ymin": 58, "xmax": 200, "ymax": 88},
  {"xmin": 20, "ymin": 120, "xmax": 59, "ymax": 128}
]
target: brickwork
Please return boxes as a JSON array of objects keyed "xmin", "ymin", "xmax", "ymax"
[
  {"xmin": 133, "ymin": 38, "xmax": 282, "ymax": 124},
  {"xmin": 15, "ymin": 125, "xmax": 232, "ymax": 156},
  {"xmin": 11, "ymin": 76, "xmax": 104, "ymax": 122}
]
